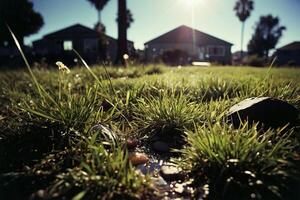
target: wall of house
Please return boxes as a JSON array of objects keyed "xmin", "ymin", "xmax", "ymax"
[
  {"xmin": 145, "ymin": 42, "xmax": 232, "ymax": 64},
  {"xmin": 145, "ymin": 43, "xmax": 195, "ymax": 60},
  {"xmin": 83, "ymin": 38, "xmax": 98, "ymax": 53},
  {"xmin": 206, "ymin": 45, "xmax": 232, "ymax": 64},
  {"xmin": 276, "ymin": 50, "xmax": 300, "ymax": 66}
]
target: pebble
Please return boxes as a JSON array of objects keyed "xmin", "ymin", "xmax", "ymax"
[
  {"xmin": 152, "ymin": 176, "xmax": 168, "ymax": 187},
  {"xmin": 174, "ymin": 183, "xmax": 184, "ymax": 194},
  {"xmin": 128, "ymin": 152, "xmax": 149, "ymax": 165},
  {"xmin": 126, "ymin": 138, "xmax": 139, "ymax": 149},
  {"xmin": 29, "ymin": 189, "xmax": 47, "ymax": 200}
]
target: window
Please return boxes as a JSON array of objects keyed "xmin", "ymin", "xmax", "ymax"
[
  {"xmin": 207, "ymin": 46, "xmax": 225, "ymax": 56},
  {"xmin": 63, "ymin": 40, "xmax": 73, "ymax": 51}
]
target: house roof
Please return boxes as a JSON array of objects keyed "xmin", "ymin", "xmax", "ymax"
[
  {"xmin": 44, "ymin": 24, "xmax": 99, "ymax": 39},
  {"xmin": 40, "ymin": 23, "xmax": 133, "ymax": 44},
  {"xmin": 277, "ymin": 41, "xmax": 300, "ymax": 51},
  {"xmin": 145, "ymin": 25, "xmax": 233, "ymax": 46}
]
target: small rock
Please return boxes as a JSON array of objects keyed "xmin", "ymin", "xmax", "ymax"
[
  {"xmin": 228, "ymin": 97, "xmax": 299, "ymax": 129},
  {"xmin": 129, "ymin": 152, "xmax": 149, "ymax": 165},
  {"xmin": 160, "ymin": 165, "xmax": 185, "ymax": 181},
  {"xmin": 152, "ymin": 141, "xmax": 170, "ymax": 152},
  {"xmin": 23, "ymin": 165, "xmax": 31, "ymax": 171},
  {"xmin": 29, "ymin": 189, "xmax": 47, "ymax": 200},
  {"xmin": 89, "ymin": 124, "xmax": 118, "ymax": 146},
  {"xmin": 174, "ymin": 183, "xmax": 185, "ymax": 194},
  {"xmin": 152, "ymin": 176, "xmax": 168, "ymax": 187},
  {"xmin": 126, "ymin": 138, "xmax": 139, "ymax": 149}
]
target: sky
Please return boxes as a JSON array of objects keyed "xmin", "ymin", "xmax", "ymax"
[{"xmin": 26, "ymin": 0, "xmax": 300, "ymax": 52}]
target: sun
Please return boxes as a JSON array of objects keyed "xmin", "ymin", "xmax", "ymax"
[
  {"xmin": 186, "ymin": 0, "xmax": 194, "ymax": 7},
  {"xmin": 184, "ymin": 0, "xmax": 204, "ymax": 7}
]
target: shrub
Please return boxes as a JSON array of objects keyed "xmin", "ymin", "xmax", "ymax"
[{"xmin": 245, "ymin": 55, "xmax": 266, "ymax": 67}]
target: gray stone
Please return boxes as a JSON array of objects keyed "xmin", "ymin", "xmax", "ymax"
[
  {"xmin": 152, "ymin": 141, "xmax": 170, "ymax": 152},
  {"xmin": 228, "ymin": 97, "xmax": 299, "ymax": 129},
  {"xmin": 89, "ymin": 124, "xmax": 118, "ymax": 146},
  {"xmin": 152, "ymin": 176, "xmax": 168, "ymax": 187},
  {"xmin": 174, "ymin": 183, "xmax": 185, "ymax": 194}
]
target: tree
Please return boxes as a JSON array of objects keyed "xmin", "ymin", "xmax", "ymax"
[
  {"xmin": 248, "ymin": 15, "xmax": 286, "ymax": 59},
  {"xmin": 116, "ymin": 9, "xmax": 134, "ymax": 29},
  {"xmin": 87, "ymin": 0, "xmax": 110, "ymax": 62},
  {"xmin": 93, "ymin": 23, "xmax": 108, "ymax": 61},
  {"xmin": 115, "ymin": 0, "xmax": 129, "ymax": 66},
  {"xmin": 87, "ymin": 0, "xmax": 110, "ymax": 32},
  {"xmin": 0, "ymin": 0, "xmax": 44, "ymax": 46},
  {"xmin": 234, "ymin": 0, "xmax": 254, "ymax": 58}
]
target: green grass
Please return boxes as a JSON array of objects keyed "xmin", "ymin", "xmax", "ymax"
[
  {"xmin": 134, "ymin": 91, "xmax": 203, "ymax": 137},
  {"xmin": 179, "ymin": 123, "xmax": 298, "ymax": 199},
  {"xmin": 47, "ymin": 133, "xmax": 153, "ymax": 200},
  {"xmin": 0, "ymin": 63, "xmax": 299, "ymax": 199}
]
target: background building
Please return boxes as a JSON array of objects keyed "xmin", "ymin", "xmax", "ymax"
[
  {"xmin": 275, "ymin": 42, "xmax": 300, "ymax": 66},
  {"xmin": 144, "ymin": 25, "xmax": 233, "ymax": 65},
  {"xmin": 33, "ymin": 24, "xmax": 134, "ymax": 64}
]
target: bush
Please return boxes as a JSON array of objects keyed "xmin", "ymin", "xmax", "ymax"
[
  {"xmin": 161, "ymin": 49, "xmax": 189, "ymax": 66},
  {"xmin": 245, "ymin": 55, "xmax": 266, "ymax": 67}
]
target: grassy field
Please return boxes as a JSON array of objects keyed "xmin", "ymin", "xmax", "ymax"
[{"xmin": 0, "ymin": 64, "xmax": 299, "ymax": 200}]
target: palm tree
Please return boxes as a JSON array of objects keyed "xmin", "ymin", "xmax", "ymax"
[
  {"xmin": 87, "ymin": 0, "xmax": 109, "ymax": 31},
  {"xmin": 234, "ymin": 0, "xmax": 254, "ymax": 59},
  {"xmin": 87, "ymin": 0, "xmax": 110, "ymax": 62},
  {"xmin": 116, "ymin": 9, "xmax": 134, "ymax": 29},
  {"xmin": 115, "ymin": 0, "xmax": 128, "ymax": 66}
]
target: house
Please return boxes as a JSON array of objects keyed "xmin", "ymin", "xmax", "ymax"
[
  {"xmin": 144, "ymin": 25, "xmax": 233, "ymax": 65},
  {"xmin": 33, "ymin": 24, "xmax": 135, "ymax": 64},
  {"xmin": 275, "ymin": 42, "xmax": 300, "ymax": 66}
]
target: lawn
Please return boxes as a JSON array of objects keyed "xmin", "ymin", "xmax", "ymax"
[{"xmin": 0, "ymin": 64, "xmax": 299, "ymax": 200}]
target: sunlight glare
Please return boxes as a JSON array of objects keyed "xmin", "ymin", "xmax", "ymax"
[
  {"xmin": 184, "ymin": 0, "xmax": 204, "ymax": 7},
  {"xmin": 186, "ymin": 0, "xmax": 194, "ymax": 7}
]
